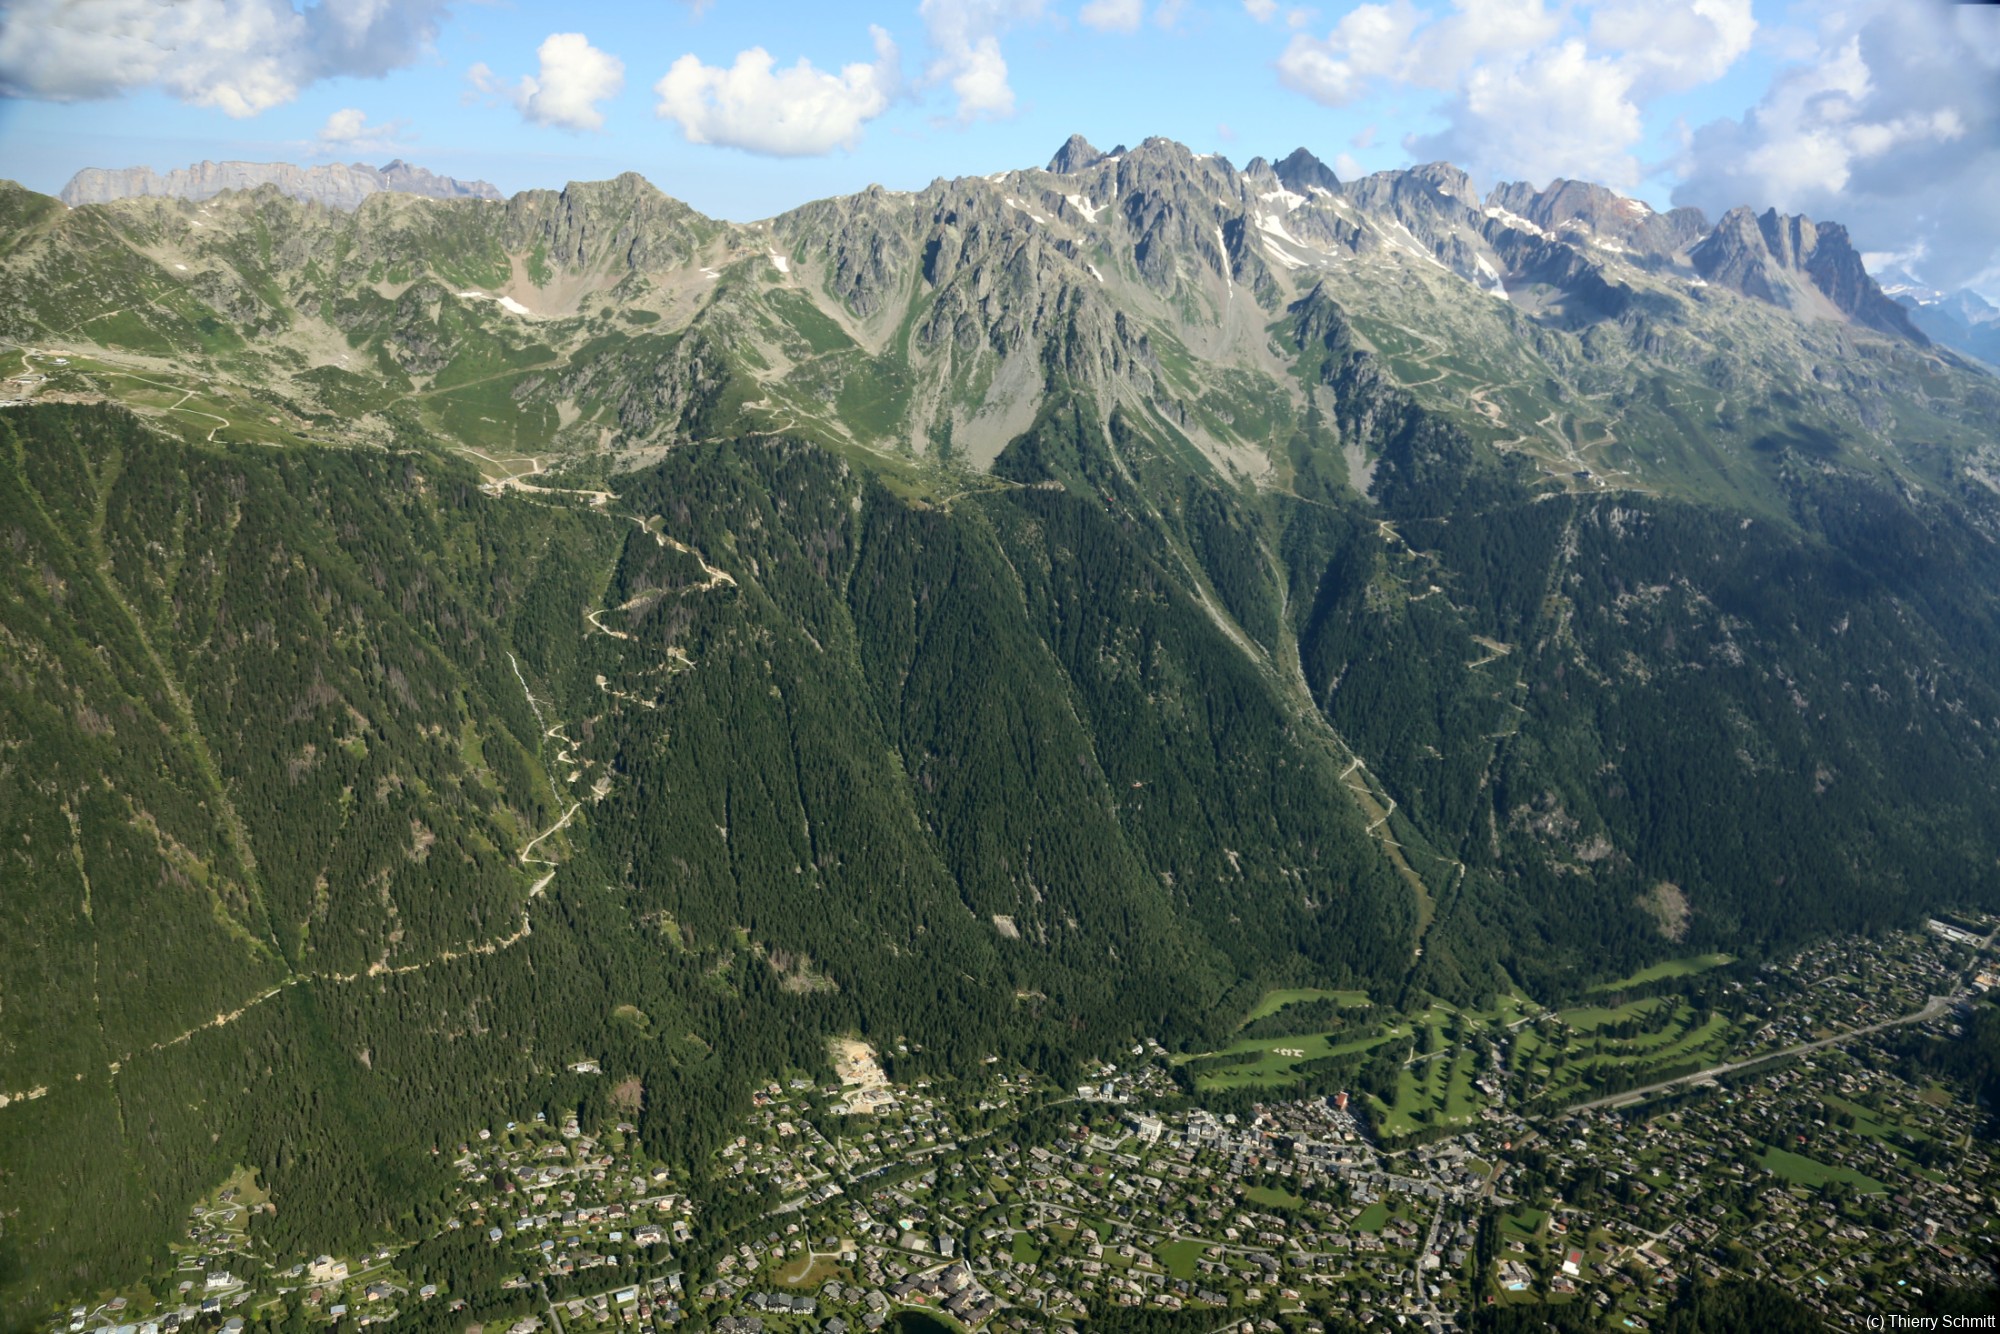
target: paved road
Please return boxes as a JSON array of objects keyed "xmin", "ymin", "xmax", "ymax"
[
  {"xmin": 1568, "ymin": 992, "xmax": 1959, "ymax": 1112},
  {"xmin": 537, "ymin": 1278, "xmax": 567, "ymax": 1334}
]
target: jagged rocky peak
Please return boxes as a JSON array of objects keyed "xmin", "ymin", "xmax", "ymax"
[
  {"xmin": 1047, "ymin": 135, "xmax": 1109, "ymax": 174},
  {"xmin": 1406, "ymin": 162, "xmax": 1480, "ymax": 210},
  {"xmin": 59, "ymin": 159, "xmax": 502, "ymax": 211},
  {"xmin": 1274, "ymin": 148, "xmax": 1341, "ymax": 197},
  {"xmin": 1486, "ymin": 178, "xmax": 1706, "ymax": 260},
  {"xmin": 1692, "ymin": 206, "xmax": 1925, "ymax": 343},
  {"xmin": 498, "ymin": 172, "xmax": 711, "ymax": 274},
  {"xmin": 1342, "ymin": 161, "xmax": 1481, "ymax": 224}
]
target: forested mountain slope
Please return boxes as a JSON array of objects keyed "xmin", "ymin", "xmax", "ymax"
[{"xmin": 2, "ymin": 133, "xmax": 1999, "ymax": 1323}]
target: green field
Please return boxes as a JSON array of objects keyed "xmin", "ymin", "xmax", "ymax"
[
  {"xmin": 1557, "ymin": 997, "xmax": 1668, "ymax": 1031},
  {"xmin": 1757, "ymin": 1146, "xmax": 1888, "ymax": 1194},
  {"xmin": 1181, "ymin": 1024, "xmax": 1409, "ymax": 1091},
  {"xmin": 1533, "ymin": 999, "xmax": 1739, "ymax": 1104},
  {"xmin": 1825, "ymin": 1096, "xmax": 1932, "ymax": 1146},
  {"xmin": 1158, "ymin": 1239, "xmax": 1203, "ymax": 1281},
  {"xmin": 1239, "ymin": 987, "xmax": 1373, "ymax": 1026},
  {"xmin": 1352, "ymin": 1202, "xmax": 1391, "ymax": 1232},
  {"xmin": 1378, "ymin": 1044, "xmax": 1488, "ymax": 1137},
  {"xmin": 1243, "ymin": 1185, "xmax": 1304, "ymax": 1209},
  {"xmin": 1588, "ymin": 954, "xmax": 1735, "ymax": 993}
]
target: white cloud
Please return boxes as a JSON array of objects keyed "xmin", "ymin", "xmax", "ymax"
[
  {"xmin": 1412, "ymin": 39, "xmax": 1645, "ymax": 186},
  {"xmin": 918, "ymin": 0, "xmax": 1045, "ymax": 121},
  {"xmin": 470, "ymin": 32, "xmax": 624, "ymax": 132},
  {"xmin": 1279, "ymin": 0, "xmax": 1567, "ymax": 105},
  {"xmin": 1589, "ymin": 0, "xmax": 1755, "ymax": 96},
  {"xmin": 1080, "ymin": 0, "xmax": 1142, "ymax": 34},
  {"xmin": 316, "ymin": 107, "xmax": 409, "ymax": 155},
  {"xmin": 655, "ymin": 26, "xmax": 901, "ymax": 156},
  {"xmin": 1675, "ymin": 0, "xmax": 2000, "ymax": 295},
  {"xmin": 1408, "ymin": 0, "xmax": 1562, "ymax": 86},
  {"xmin": 1243, "ymin": 0, "xmax": 1279, "ymax": 20},
  {"xmin": 0, "ymin": 0, "xmax": 448, "ymax": 117},
  {"xmin": 946, "ymin": 35, "xmax": 1013, "ymax": 117},
  {"xmin": 1276, "ymin": 1, "xmax": 1421, "ymax": 106},
  {"xmin": 1271, "ymin": 0, "xmax": 1755, "ymax": 196}
]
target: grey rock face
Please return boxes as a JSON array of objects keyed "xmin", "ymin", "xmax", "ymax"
[
  {"xmin": 1273, "ymin": 148, "xmax": 1341, "ymax": 197},
  {"xmin": 1047, "ymin": 135, "xmax": 1107, "ymax": 175},
  {"xmin": 1692, "ymin": 206, "xmax": 1924, "ymax": 342},
  {"xmin": 60, "ymin": 159, "xmax": 502, "ymax": 211},
  {"xmin": 1486, "ymin": 179, "xmax": 1706, "ymax": 263}
]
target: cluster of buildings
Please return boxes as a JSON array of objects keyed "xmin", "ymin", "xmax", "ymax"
[{"xmin": 46, "ymin": 919, "xmax": 2000, "ymax": 1334}]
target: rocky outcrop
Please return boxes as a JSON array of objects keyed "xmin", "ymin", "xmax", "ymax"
[
  {"xmin": 499, "ymin": 173, "xmax": 709, "ymax": 275},
  {"xmin": 1691, "ymin": 207, "xmax": 1925, "ymax": 343},
  {"xmin": 1047, "ymin": 134, "xmax": 1108, "ymax": 175},
  {"xmin": 60, "ymin": 160, "xmax": 501, "ymax": 211},
  {"xmin": 1273, "ymin": 148, "xmax": 1341, "ymax": 197},
  {"xmin": 1486, "ymin": 179, "xmax": 1706, "ymax": 263}
]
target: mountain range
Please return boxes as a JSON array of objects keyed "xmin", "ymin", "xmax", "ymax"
[
  {"xmin": 1883, "ymin": 270, "xmax": 2000, "ymax": 367},
  {"xmin": 1, "ymin": 134, "xmax": 1998, "ymax": 1324},
  {"xmin": 58, "ymin": 159, "xmax": 504, "ymax": 211}
]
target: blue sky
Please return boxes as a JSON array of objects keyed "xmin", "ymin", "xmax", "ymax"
[{"xmin": 0, "ymin": 0, "xmax": 1995, "ymax": 294}]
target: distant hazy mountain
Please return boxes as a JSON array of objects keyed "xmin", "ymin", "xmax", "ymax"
[
  {"xmin": 1882, "ymin": 270, "xmax": 2000, "ymax": 366},
  {"xmin": 59, "ymin": 158, "xmax": 503, "ymax": 211}
]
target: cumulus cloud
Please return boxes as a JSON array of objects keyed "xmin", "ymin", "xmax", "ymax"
[
  {"xmin": 1674, "ymin": 0, "xmax": 2000, "ymax": 295},
  {"xmin": 1276, "ymin": 1, "xmax": 1422, "ymax": 106},
  {"xmin": 1411, "ymin": 40, "xmax": 1645, "ymax": 186},
  {"xmin": 0, "ymin": 0, "xmax": 448, "ymax": 117},
  {"xmin": 1408, "ymin": 0, "xmax": 1562, "ymax": 85},
  {"xmin": 1273, "ymin": 0, "xmax": 1752, "ymax": 191},
  {"xmin": 919, "ymin": 0, "xmax": 1045, "ymax": 121},
  {"xmin": 470, "ymin": 32, "xmax": 625, "ymax": 132},
  {"xmin": 315, "ymin": 107, "xmax": 410, "ymax": 155},
  {"xmin": 1588, "ymin": 0, "xmax": 1754, "ymax": 96},
  {"xmin": 655, "ymin": 26, "xmax": 902, "ymax": 156},
  {"xmin": 1243, "ymin": 0, "xmax": 1279, "ymax": 20},
  {"xmin": 1276, "ymin": 0, "xmax": 1588, "ymax": 106},
  {"xmin": 1080, "ymin": 0, "xmax": 1143, "ymax": 34}
]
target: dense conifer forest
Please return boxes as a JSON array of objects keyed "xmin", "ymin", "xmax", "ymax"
[{"xmin": 7, "ymin": 368, "xmax": 2000, "ymax": 1322}]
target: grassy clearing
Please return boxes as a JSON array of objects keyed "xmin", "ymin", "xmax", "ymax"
[
  {"xmin": 1588, "ymin": 953, "xmax": 1735, "ymax": 993},
  {"xmin": 1239, "ymin": 987, "xmax": 1372, "ymax": 1027},
  {"xmin": 1758, "ymin": 1146, "xmax": 1888, "ymax": 1194},
  {"xmin": 1158, "ymin": 1239, "xmax": 1202, "ymax": 1281},
  {"xmin": 1182, "ymin": 1024, "xmax": 1409, "ymax": 1091},
  {"xmin": 1557, "ymin": 997, "xmax": 1667, "ymax": 1031},
  {"xmin": 775, "ymin": 1252, "xmax": 839, "ymax": 1287},
  {"xmin": 1379, "ymin": 1043, "xmax": 1488, "ymax": 1137},
  {"xmin": 1825, "ymin": 1096, "xmax": 1932, "ymax": 1146},
  {"xmin": 1243, "ymin": 1185, "xmax": 1304, "ymax": 1210},
  {"xmin": 1351, "ymin": 1202, "xmax": 1391, "ymax": 1232}
]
